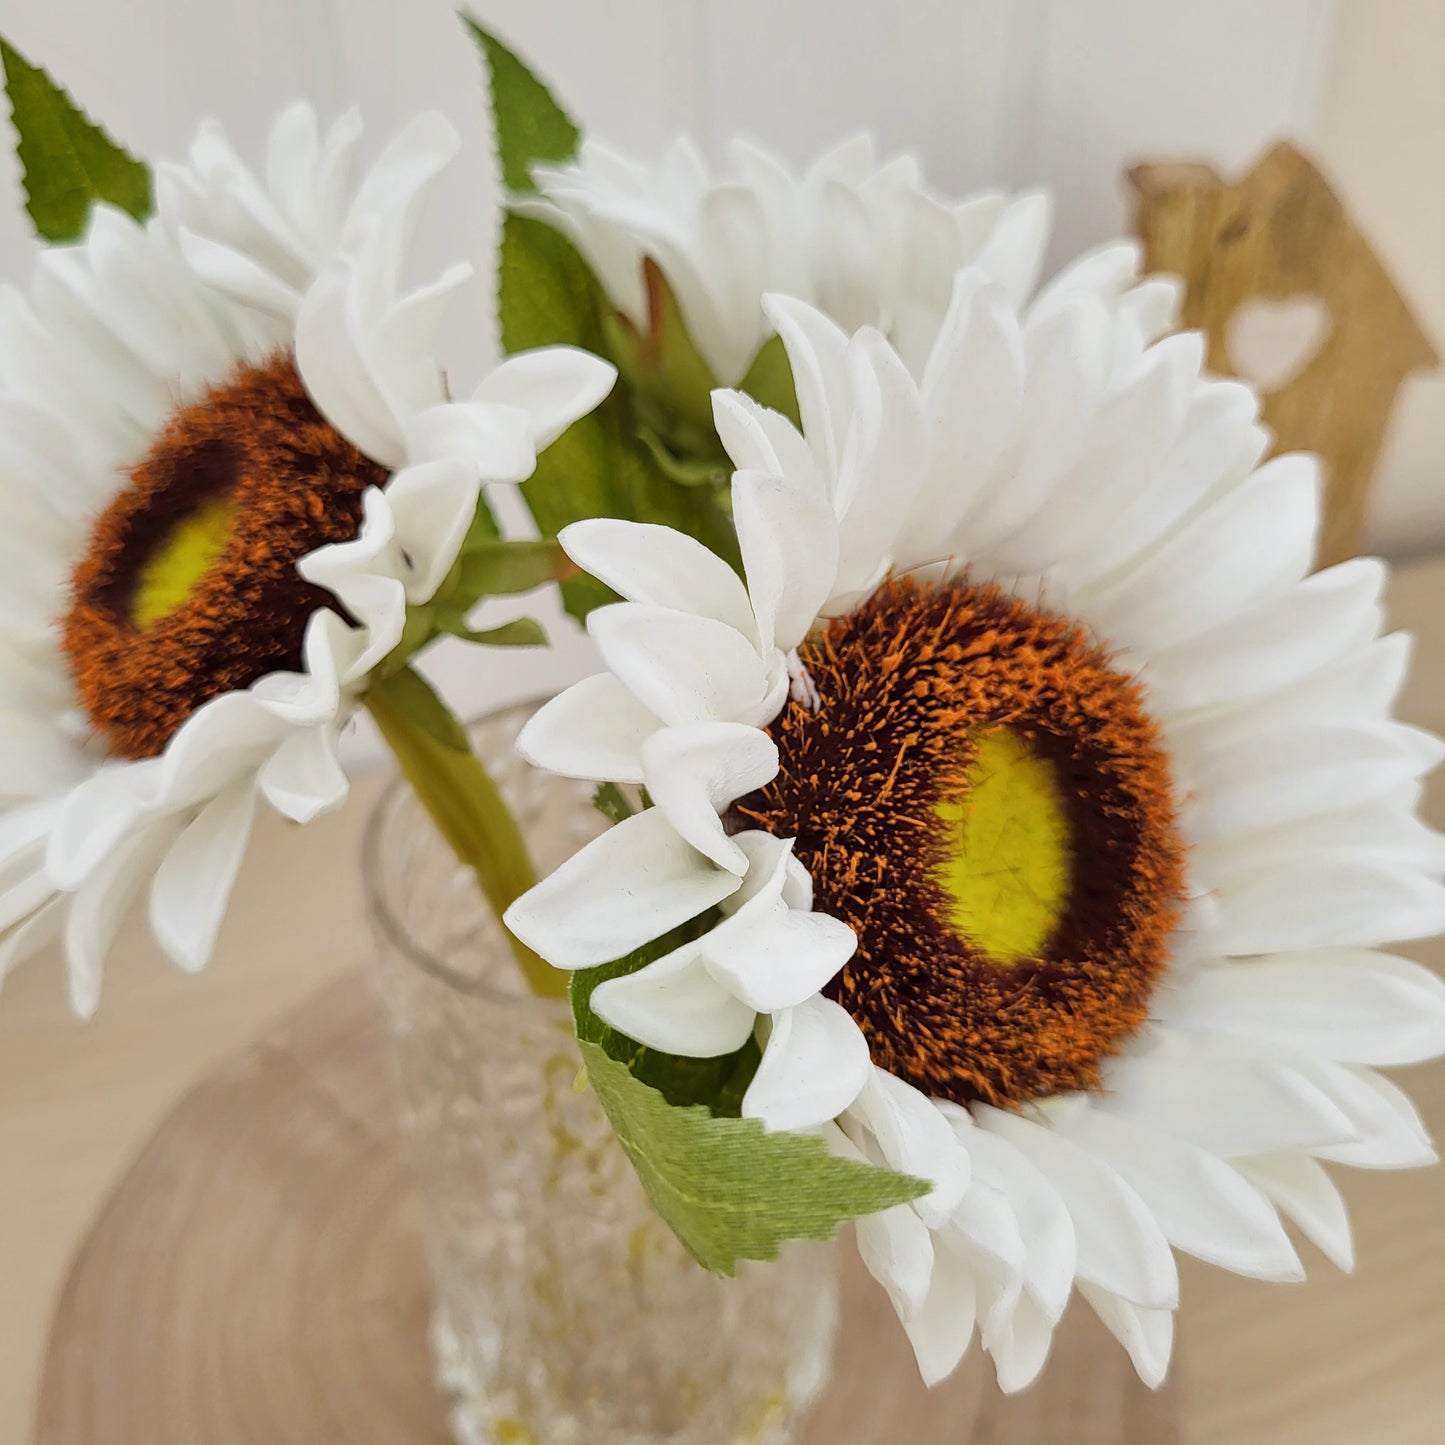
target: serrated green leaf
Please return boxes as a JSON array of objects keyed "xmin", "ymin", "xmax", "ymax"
[
  {"xmin": 591, "ymin": 781, "xmax": 636, "ymax": 826},
  {"xmin": 579, "ymin": 1040, "xmax": 927, "ymax": 1275},
  {"xmin": 465, "ymin": 17, "xmax": 579, "ymax": 194},
  {"xmin": 498, "ymin": 212, "xmax": 740, "ymax": 620},
  {"xmin": 1, "ymin": 37, "xmax": 151, "ymax": 242}
]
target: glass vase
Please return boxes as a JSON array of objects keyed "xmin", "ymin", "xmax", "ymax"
[{"xmin": 363, "ymin": 702, "xmax": 840, "ymax": 1445}]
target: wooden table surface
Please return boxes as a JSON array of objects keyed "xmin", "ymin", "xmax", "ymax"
[{"xmin": 4, "ymin": 560, "xmax": 1445, "ymax": 1445}]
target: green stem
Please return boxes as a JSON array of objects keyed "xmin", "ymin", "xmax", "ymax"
[{"xmin": 367, "ymin": 668, "xmax": 565, "ymax": 1000}]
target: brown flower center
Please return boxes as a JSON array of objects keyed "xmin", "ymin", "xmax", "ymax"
[
  {"xmin": 736, "ymin": 575, "xmax": 1187, "ymax": 1109},
  {"xmin": 62, "ymin": 354, "xmax": 386, "ymax": 759}
]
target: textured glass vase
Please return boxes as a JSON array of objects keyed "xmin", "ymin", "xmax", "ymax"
[{"xmin": 364, "ymin": 702, "xmax": 840, "ymax": 1445}]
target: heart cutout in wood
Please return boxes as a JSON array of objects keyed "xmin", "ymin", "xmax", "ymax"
[{"xmin": 1225, "ymin": 294, "xmax": 1333, "ymax": 392}]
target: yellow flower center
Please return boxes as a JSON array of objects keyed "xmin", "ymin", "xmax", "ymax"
[
  {"xmin": 737, "ymin": 575, "xmax": 1188, "ymax": 1109},
  {"xmin": 935, "ymin": 728, "xmax": 1072, "ymax": 965},
  {"xmin": 62, "ymin": 353, "xmax": 385, "ymax": 760},
  {"xmin": 130, "ymin": 496, "xmax": 237, "ymax": 630}
]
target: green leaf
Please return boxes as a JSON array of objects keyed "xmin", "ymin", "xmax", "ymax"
[
  {"xmin": 600, "ymin": 258, "xmax": 723, "ymax": 450},
  {"xmin": 498, "ymin": 213, "xmax": 740, "ymax": 620},
  {"xmin": 465, "ymin": 17, "xmax": 579, "ymax": 194},
  {"xmin": 578, "ymin": 1041, "xmax": 927, "ymax": 1275},
  {"xmin": 368, "ymin": 665, "xmax": 470, "ymax": 753},
  {"xmin": 456, "ymin": 538, "xmax": 570, "ymax": 598},
  {"xmin": 738, "ymin": 333, "xmax": 803, "ymax": 428},
  {"xmin": 635, "ymin": 426, "xmax": 730, "ymax": 489},
  {"xmin": 591, "ymin": 781, "xmax": 636, "ymax": 826},
  {"xmin": 367, "ymin": 665, "xmax": 562, "ymax": 999},
  {"xmin": 1, "ymin": 37, "xmax": 151, "ymax": 242},
  {"xmin": 438, "ymin": 614, "xmax": 548, "ymax": 650},
  {"xmin": 569, "ymin": 919, "xmax": 926, "ymax": 1273}
]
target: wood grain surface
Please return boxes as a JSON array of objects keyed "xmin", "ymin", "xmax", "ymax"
[{"xmin": 33, "ymin": 974, "xmax": 1178, "ymax": 1445}]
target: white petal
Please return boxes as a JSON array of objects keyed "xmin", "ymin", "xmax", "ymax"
[
  {"xmin": 1210, "ymin": 855, "xmax": 1445, "ymax": 955},
  {"xmin": 174, "ymin": 226, "xmax": 301, "ymax": 319},
  {"xmin": 712, "ymin": 389, "xmax": 817, "ymax": 485},
  {"xmin": 149, "ymin": 781, "xmax": 258, "ymax": 972},
  {"xmin": 1030, "ymin": 240, "xmax": 1142, "ymax": 317},
  {"xmin": 762, "ymin": 294, "xmax": 853, "ymax": 479},
  {"xmin": 1298, "ymin": 1061, "xmax": 1436, "ymax": 1169},
  {"xmin": 903, "ymin": 274, "xmax": 1024, "ymax": 559},
  {"xmin": 641, "ymin": 722, "xmax": 778, "ymax": 874},
  {"xmin": 341, "ymin": 110, "xmax": 460, "ymax": 241},
  {"xmin": 1061, "ymin": 1108, "xmax": 1301, "ymax": 1281},
  {"xmin": 986, "ymin": 1292, "xmax": 1057, "ymax": 1395},
  {"xmin": 472, "ymin": 346, "xmax": 616, "ymax": 448},
  {"xmin": 903, "ymin": 1233, "xmax": 979, "ymax": 1387},
  {"xmin": 503, "ymin": 807, "xmax": 739, "ymax": 969},
  {"xmin": 589, "ymin": 947, "xmax": 757, "ymax": 1058},
  {"xmin": 516, "ymin": 673, "xmax": 660, "ymax": 784},
  {"xmin": 258, "ymin": 725, "xmax": 350, "ymax": 824},
  {"xmin": 742, "ymin": 995, "xmax": 872, "ymax": 1133},
  {"xmin": 958, "ymin": 1120, "xmax": 1077, "ymax": 1325},
  {"xmin": 950, "ymin": 1182, "xmax": 1026, "ymax": 1337},
  {"xmin": 1087, "ymin": 452, "xmax": 1318, "ymax": 655},
  {"xmin": 1158, "ymin": 951, "xmax": 1445, "ymax": 1067},
  {"xmin": 0, "ymin": 862, "xmax": 54, "ymax": 934},
  {"xmin": 1184, "ymin": 721, "xmax": 1435, "ymax": 843},
  {"xmin": 383, "ymin": 458, "xmax": 483, "ymax": 603},
  {"xmin": 973, "ymin": 191, "xmax": 1051, "ymax": 306},
  {"xmin": 46, "ymin": 766, "xmax": 149, "ymax": 891},
  {"xmin": 404, "ymin": 399, "xmax": 535, "ymax": 483},
  {"xmin": 1144, "ymin": 559, "xmax": 1384, "ymax": 716},
  {"xmin": 1102, "ymin": 1038, "xmax": 1357, "ymax": 1157},
  {"xmin": 1078, "ymin": 1284, "xmax": 1174, "ymax": 1389},
  {"xmin": 831, "ymin": 327, "xmax": 928, "ymax": 585},
  {"xmin": 589, "ymin": 603, "xmax": 780, "ymax": 729},
  {"xmin": 704, "ymin": 903, "xmax": 856, "ymax": 1013},
  {"xmin": 0, "ymin": 708, "xmax": 88, "ymax": 796},
  {"xmin": 64, "ymin": 817, "xmax": 181, "ymax": 1018},
  {"xmin": 976, "ymin": 1105, "xmax": 1178, "ymax": 1311},
  {"xmin": 293, "ymin": 265, "xmax": 405, "ymax": 466},
  {"xmin": 562, "ymin": 520, "xmax": 756, "ymax": 637},
  {"xmin": 854, "ymin": 1201, "xmax": 935, "ymax": 1324},
  {"xmin": 1234, "ymin": 1154, "xmax": 1353, "ymax": 1271},
  {"xmin": 990, "ymin": 332, "xmax": 1201, "ymax": 578},
  {"xmin": 961, "ymin": 296, "xmax": 1110, "ymax": 553},
  {"xmin": 848, "ymin": 1069, "xmax": 970, "ymax": 1225},
  {"xmin": 0, "ymin": 896, "xmax": 63, "ymax": 994},
  {"xmin": 1167, "ymin": 633, "xmax": 1413, "ymax": 756},
  {"xmin": 732, "ymin": 469, "xmax": 838, "ymax": 655}
]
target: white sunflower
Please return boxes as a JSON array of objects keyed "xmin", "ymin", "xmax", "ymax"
[
  {"xmin": 0, "ymin": 103, "xmax": 613, "ymax": 1015},
  {"xmin": 506, "ymin": 259, "xmax": 1445, "ymax": 1390},
  {"xmin": 517, "ymin": 132, "xmax": 1055, "ymax": 383}
]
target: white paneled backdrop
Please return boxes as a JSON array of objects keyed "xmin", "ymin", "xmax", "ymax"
[{"xmin": 5, "ymin": 0, "xmax": 1443, "ymax": 735}]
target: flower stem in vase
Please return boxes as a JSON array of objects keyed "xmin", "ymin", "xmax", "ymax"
[{"xmin": 366, "ymin": 667, "xmax": 564, "ymax": 999}]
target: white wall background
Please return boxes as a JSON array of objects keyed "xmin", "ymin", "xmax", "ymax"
[{"xmin": 2, "ymin": 0, "xmax": 1440, "ymax": 722}]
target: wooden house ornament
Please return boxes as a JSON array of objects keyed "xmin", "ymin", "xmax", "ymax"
[{"xmin": 1129, "ymin": 142, "xmax": 1438, "ymax": 567}]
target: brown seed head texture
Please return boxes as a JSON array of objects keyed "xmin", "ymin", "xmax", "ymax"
[
  {"xmin": 737, "ymin": 575, "xmax": 1188, "ymax": 1108},
  {"xmin": 63, "ymin": 354, "xmax": 385, "ymax": 759}
]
